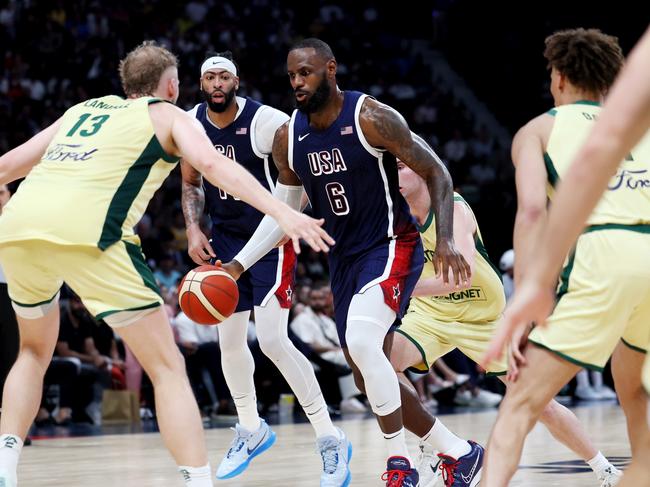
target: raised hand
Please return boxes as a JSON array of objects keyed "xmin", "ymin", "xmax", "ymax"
[{"xmin": 275, "ymin": 208, "xmax": 335, "ymax": 254}]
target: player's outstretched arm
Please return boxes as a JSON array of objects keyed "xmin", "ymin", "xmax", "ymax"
[
  {"xmin": 359, "ymin": 98, "xmax": 470, "ymax": 285},
  {"xmin": 167, "ymin": 108, "xmax": 333, "ymax": 263},
  {"xmin": 0, "ymin": 118, "xmax": 62, "ymax": 184},
  {"xmin": 412, "ymin": 200, "xmax": 476, "ymax": 296},
  {"xmin": 180, "ymin": 160, "xmax": 215, "ymax": 265}
]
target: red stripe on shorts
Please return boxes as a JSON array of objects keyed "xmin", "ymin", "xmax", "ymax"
[
  {"xmin": 274, "ymin": 242, "xmax": 296, "ymax": 309},
  {"xmin": 379, "ymin": 233, "xmax": 419, "ymax": 313}
]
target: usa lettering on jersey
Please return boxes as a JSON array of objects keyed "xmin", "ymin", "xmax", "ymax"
[{"xmin": 214, "ymin": 144, "xmax": 241, "ymax": 200}]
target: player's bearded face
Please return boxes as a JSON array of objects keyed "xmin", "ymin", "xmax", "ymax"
[
  {"xmin": 296, "ymin": 73, "xmax": 330, "ymax": 113},
  {"xmin": 202, "ymin": 84, "xmax": 236, "ymax": 113}
]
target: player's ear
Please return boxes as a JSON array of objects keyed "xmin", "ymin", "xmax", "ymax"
[{"xmin": 327, "ymin": 59, "xmax": 337, "ymax": 79}]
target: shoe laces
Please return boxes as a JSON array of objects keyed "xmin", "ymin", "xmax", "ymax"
[
  {"xmin": 226, "ymin": 426, "xmax": 247, "ymax": 458},
  {"xmin": 438, "ymin": 454, "xmax": 460, "ymax": 487},
  {"xmin": 381, "ymin": 469, "xmax": 409, "ymax": 486},
  {"xmin": 417, "ymin": 443, "xmax": 436, "ymax": 466},
  {"xmin": 318, "ymin": 439, "xmax": 340, "ymax": 474}
]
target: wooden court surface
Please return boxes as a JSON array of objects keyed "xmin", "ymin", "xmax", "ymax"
[{"xmin": 18, "ymin": 403, "xmax": 629, "ymax": 486}]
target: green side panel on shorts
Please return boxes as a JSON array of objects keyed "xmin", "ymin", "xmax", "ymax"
[{"xmin": 124, "ymin": 241, "xmax": 162, "ymax": 297}]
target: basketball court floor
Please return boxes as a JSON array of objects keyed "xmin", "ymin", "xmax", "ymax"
[{"xmin": 17, "ymin": 402, "xmax": 629, "ymax": 486}]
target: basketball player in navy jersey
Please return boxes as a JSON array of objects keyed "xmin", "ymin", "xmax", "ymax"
[
  {"xmin": 181, "ymin": 52, "xmax": 350, "ymax": 486},
  {"xmin": 224, "ymin": 39, "xmax": 470, "ymax": 487}
]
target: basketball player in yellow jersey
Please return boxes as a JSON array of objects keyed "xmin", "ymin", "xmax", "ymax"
[
  {"xmin": 389, "ymin": 161, "xmax": 620, "ymax": 487},
  {"xmin": 485, "ymin": 27, "xmax": 650, "ymax": 487},
  {"xmin": 481, "ymin": 29, "xmax": 650, "ymax": 487},
  {"xmin": 0, "ymin": 41, "xmax": 333, "ymax": 487}
]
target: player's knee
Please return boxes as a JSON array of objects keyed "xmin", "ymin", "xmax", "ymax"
[
  {"xmin": 257, "ymin": 331, "xmax": 285, "ymax": 362},
  {"xmin": 345, "ymin": 331, "xmax": 378, "ymax": 366},
  {"xmin": 147, "ymin": 348, "xmax": 186, "ymax": 384}
]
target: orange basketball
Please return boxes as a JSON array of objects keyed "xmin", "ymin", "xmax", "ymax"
[{"xmin": 177, "ymin": 265, "xmax": 239, "ymax": 325}]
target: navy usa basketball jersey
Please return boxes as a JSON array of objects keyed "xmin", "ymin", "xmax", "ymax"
[
  {"xmin": 289, "ymin": 91, "xmax": 417, "ymax": 257},
  {"xmin": 194, "ymin": 98, "xmax": 278, "ymax": 237}
]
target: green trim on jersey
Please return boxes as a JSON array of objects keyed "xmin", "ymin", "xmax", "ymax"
[
  {"xmin": 123, "ymin": 241, "xmax": 161, "ymax": 297},
  {"xmin": 573, "ymin": 100, "xmax": 601, "ymax": 107},
  {"xmin": 417, "ymin": 209, "xmax": 434, "ymax": 234},
  {"xmin": 584, "ymin": 223, "xmax": 650, "ymax": 235},
  {"xmin": 475, "ymin": 235, "xmax": 502, "ymax": 279},
  {"xmin": 98, "ymin": 135, "xmax": 171, "ymax": 249},
  {"xmin": 547, "ymin": 108, "xmax": 557, "ymax": 116},
  {"xmin": 544, "ymin": 153, "xmax": 560, "ymax": 188}
]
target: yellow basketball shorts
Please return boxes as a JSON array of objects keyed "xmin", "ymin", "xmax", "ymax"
[
  {"xmin": 396, "ymin": 309, "xmax": 507, "ymax": 375},
  {"xmin": 530, "ymin": 226, "xmax": 650, "ymax": 371},
  {"xmin": 0, "ymin": 239, "xmax": 162, "ymax": 327}
]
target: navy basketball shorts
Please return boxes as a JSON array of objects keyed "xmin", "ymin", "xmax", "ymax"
[
  {"xmin": 211, "ymin": 231, "xmax": 296, "ymax": 312},
  {"xmin": 329, "ymin": 232, "xmax": 424, "ymax": 347}
]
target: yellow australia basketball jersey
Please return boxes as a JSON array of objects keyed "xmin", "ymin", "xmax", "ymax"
[
  {"xmin": 0, "ymin": 95, "xmax": 179, "ymax": 250},
  {"xmin": 409, "ymin": 194, "xmax": 506, "ymax": 324},
  {"xmin": 545, "ymin": 101, "xmax": 650, "ymax": 225}
]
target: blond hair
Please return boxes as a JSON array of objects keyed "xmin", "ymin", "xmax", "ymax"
[{"xmin": 119, "ymin": 40, "xmax": 178, "ymax": 97}]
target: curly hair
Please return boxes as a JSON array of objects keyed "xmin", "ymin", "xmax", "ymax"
[
  {"xmin": 544, "ymin": 28, "xmax": 624, "ymax": 96},
  {"xmin": 119, "ymin": 40, "xmax": 178, "ymax": 97}
]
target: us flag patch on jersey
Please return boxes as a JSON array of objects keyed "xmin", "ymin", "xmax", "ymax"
[
  {"xmin": 340, "ymin": 126, "xmax": 353, "ymax": 135},
  {"xmin": 236, "ymin": 127, "xmax": 247, "ymax": 135}
]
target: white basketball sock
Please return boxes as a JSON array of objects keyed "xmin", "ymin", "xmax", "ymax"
[
  {"xmin": 422, "ymin": 420, "xmax": 471, "ymax": 458},
  {"xmin": 255, "ymin": 297, "xmax": 337, "ymax": 439},
  {"xmin": 384, "ymin": 428, "xmax": 412, "ymax": 463},
  {"xmin": 217, "ymin": 311, "xmax": 261, "ymax": 432},
  {"xmin": 587, "ymin": 451, "xmax": 612, "ymax": 475},
  {"xmin": 0, "ymin": 434, "xmax": 22, "ymax": 481},
  {"xmin": 178, "ymin": 464, "xmax": 212, "ymax": 486}
]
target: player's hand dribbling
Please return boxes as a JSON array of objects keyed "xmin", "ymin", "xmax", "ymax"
[
  {"xmin": 276, "ymin": 208, "xmax": 335, "ymax": 254},
  {"xmin": 433, "ymin": 239, "xmax": 471, "ymax": 286},
  {"xmin": 214, "ymin": 260, "xmax": 244, "ymax": 281},
  {"xmin": 186, "ymin": 224, "xmax": 216, "ymax": 265}
]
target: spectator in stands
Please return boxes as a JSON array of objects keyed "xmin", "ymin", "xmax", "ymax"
[
  {"xmin": 499, "ymin": 249, "xmax": 514, "ymax": 302},
  {"xmin": 154, "ymin": 253, "xmax": 182, "ymax": 290},
  {"xmin": 54, "ymin": 291, "xmax": 111, "ymax": 423}
]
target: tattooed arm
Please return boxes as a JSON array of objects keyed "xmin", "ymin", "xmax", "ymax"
[
  {"xmin": 181, "ymin": 160, "xmax": 216, "ymax": 265},
  {"xmin": 359, "ymin": 98, "xmax": 470, "ymax": 285}
]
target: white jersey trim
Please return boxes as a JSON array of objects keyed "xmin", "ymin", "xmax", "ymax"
[
  {"xmin": 260, "ymin": 245, "xmax": 284, "ymax": 307},
  {"xmin": 359, "ymin": 239, "xmax": 396, "ymax": 293},
  {"xmin": 354, "ymin": 94, "xmax": 394, "ymax": 239},
  {"xmin": 288, "ymin": 110, "xmax": 297, "ymax": 172},
  {"xmin": 354, "ymin": 94, "xmax": 382, "ymax": 158}
]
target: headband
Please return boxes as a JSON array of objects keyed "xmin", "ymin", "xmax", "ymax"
[{"xmin": 200, "ymin": 56, "xmax": 238, "ymax": 77}]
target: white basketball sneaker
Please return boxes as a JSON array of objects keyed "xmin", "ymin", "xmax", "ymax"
[
  {"xmin": 597, "ymin": 465, "xmax": 623, "ymax": 487},
  {"xmin": 416, "ymin": 442, "xmax": 442, "ymax": 487},
  {"xmin": 317, "ymin": 427, "xmax": 352, "ymax": 487},
  {"xmin": 216, "ymin": 420, "xmax": 276, "ymax": 479},
  {"xmin": 0, "ymin": 469, "xmax": 17, "ymax": 487}
]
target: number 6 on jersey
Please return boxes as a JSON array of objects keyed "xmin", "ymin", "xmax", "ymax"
[{"xmin": 325, "ymin": 182, "xmax": 349, "ymax": 215}]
